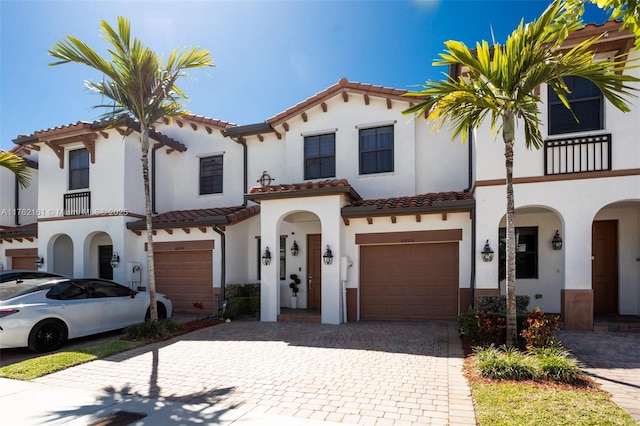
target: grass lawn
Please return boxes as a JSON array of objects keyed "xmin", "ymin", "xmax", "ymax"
[
  {"xmin": 464, "ymin": 352, "xmax": 637, "ymax": 426},
  {"xmin": 0, "ymin": 340, "xmax": 144, "ymax": 381}
]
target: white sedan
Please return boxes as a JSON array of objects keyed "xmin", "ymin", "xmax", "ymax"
[{"xmin": 0, "ymin": 278, "xmax": 172, "ymax": 352}]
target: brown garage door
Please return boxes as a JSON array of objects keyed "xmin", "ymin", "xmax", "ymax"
[
  {"xmin": 154, "ymin": 250, "xmax": 213, "ymax": 314},
  {"xmin": 360, "ymin": 242, "xmax": 458, "ymax": 320},
  {"xmin": 12, "ymin": 256, "xmax": 37, "ymax": 270}
]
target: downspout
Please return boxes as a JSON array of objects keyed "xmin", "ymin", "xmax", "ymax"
[
  {"xmin": 151, "ymin": 143, "xmax": 163, "ymax": 214},
  {"xmin": 466, "ymin": 128, "xmax": 476, "ymax": 311},
  {"xmin": 239, "ymin": 137, "xmax": 248, "ymax": 207},
  {"xmin": 14, "ymin": 176, "xmax": 20, "ymax": 226},
  {"xmin": 212, "ymin": 224, "xmax": 226, "ymax": 309}
]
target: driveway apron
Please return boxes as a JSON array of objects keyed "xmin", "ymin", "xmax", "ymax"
[
  {"xmin": 34, "ymin": 321, "xmax": 476, "ymax": 425},
  {"xmin": 558, "ymin": 330, "xmax": 640, "ymax": 423}
]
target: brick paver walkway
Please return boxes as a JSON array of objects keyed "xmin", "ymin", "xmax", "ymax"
[
  {"xmin": 35, "ymin": 321, "xmax": 476, "ymax": 425},
  {"xmin": 558, "ymin": 330, "xmax": 640, "ymax": 423}
]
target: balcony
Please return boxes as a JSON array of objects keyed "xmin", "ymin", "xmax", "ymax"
[
  {"xmin": 544, "ymin": 133, "xmax": 611, "ymax": 175},
  {"xmin": 64, "ymin": 191, "xmax": 91, "ymax": 216}
]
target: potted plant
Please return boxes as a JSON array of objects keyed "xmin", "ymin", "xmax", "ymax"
[{"xmin": 289, "ymin": 274, "xmax": 300, "ymax": 309}]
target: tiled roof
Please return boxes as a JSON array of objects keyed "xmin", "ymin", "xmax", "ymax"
[
  {"xmin": 247, "ymin": 179, "xmax": 362, "ymax": 203},
  {"xmin": 267, "ymin": 78, "xmax": 425, "ymax": 126},
  {"xmin": 0, "ymin": 222, "xmax": 38, "ymax": 240},
  {"xmin": 125, "ymin": 205, "xmax": 260, "ymax": 231},
  {"xmin": 14, "ymin": 117, "xmax": 189, "ymax": 153},
  {"xmin": 182, "ymin": 114, "xmax": 236, "ymax": 129},
  {"xmin": 342, "ymin": 191, "xmax": 474, "ymax": 217}
]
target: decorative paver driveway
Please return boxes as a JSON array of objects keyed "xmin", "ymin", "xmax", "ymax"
[
  {"xmin": 35, "ymin": 321, "xmax": 476, "ymax": 425},
  {"xmin": 558, "ymin": 330, "xmax": 640, "ymax": 423}
]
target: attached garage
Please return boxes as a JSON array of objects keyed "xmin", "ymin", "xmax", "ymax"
[
  {"xmin": 358, "ymin": 230, "xmax": 461, "ymax": 321},
  {"xmin": 6, "ymin": 248, "xmax": 38, "ymax": 271},
  {"xmin": 152, "ymin": 241, "xmax": 214, "ymax": 314}
]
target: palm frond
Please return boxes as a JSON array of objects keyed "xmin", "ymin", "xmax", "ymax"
[{"xmin": 0, "ymin": 151, "xmax": 31, "ymax": 188}]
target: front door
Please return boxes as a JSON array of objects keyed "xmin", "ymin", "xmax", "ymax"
[
  {"xmin": 307, "ymin": 234, "xmax": 322, "ymax": 310},
  {"xmin": 98, "ymin": 245, "xmax": 113, "ymax": 280},
  {"xmin": 592, "ymin": 220, "xmax": 618, "ymax": 315}
]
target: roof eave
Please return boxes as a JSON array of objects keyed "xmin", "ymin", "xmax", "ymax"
[{"xmin": 341, "ymin": 199, "xmax": 475, "ymax": 218}]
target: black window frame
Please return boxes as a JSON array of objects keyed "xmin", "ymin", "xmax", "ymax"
[
  {"xmin": 304, "ymin": 133, "xmax": 336, "ymax": 180},
  {"xmin": 199, "ymin": 155, "xmax": 223, "ymax": 195},
  {"xmin": 548, "ymin": 76, "xmax": 604, "ymax": 135},
  {"xmin": 69, "ymin": 148, "xmax": 89, "ymax": 190},
  {"xmin": 359, "ymin": 125, "xmax": 394, "ymax": 175},
  {"xmin": 498, "ymin": 227, "xmax": 539, "ymax": 281}
]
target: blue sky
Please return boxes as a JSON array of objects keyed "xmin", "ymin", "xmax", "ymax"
[{"xmin": 0, "ymin": 0, "xmax": 609, "ymax": 151}]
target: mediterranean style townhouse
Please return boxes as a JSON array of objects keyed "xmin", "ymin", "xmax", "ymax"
[{"xmin": 1, "ymin": 21, "xmax": 638, "ymax": 331}]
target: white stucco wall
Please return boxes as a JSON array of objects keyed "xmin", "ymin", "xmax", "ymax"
[{"xmin": 152, "ymin": 123, "xmax": 246, "ymax": 212}]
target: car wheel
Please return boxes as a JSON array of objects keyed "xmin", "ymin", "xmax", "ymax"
[
  {"xmin": 28, "ymin": 319, "xmax": 68, "ymax": 353},
  {"xmin": 145, "ymin": 303, "xmax": 167, "ymax": 321}
]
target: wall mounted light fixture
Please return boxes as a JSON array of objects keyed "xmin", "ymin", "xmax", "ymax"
[
  {"xmin": 323, "ymin": 245, "xmax": 333, "ymax": 265},
  {"xmin": 551, "ymin": 230, "xmax": 563, "ymax": 251},
  {"xmin": 262, "ymin": 247, "xmax": 272, "ymax": 265},
  {"xmin": 110, "ymin": 252, "xmax": 120, "ymax": 268},
  {"xmin": 35, "ymin": 256, "xmax": 45, "ymax": 268},
  {"xmin": 290, "ymin": 240, "xmax": 299, "ymax": 256},
  {"xmin": 481, "ymin": 240, "xmax": 494, "ymax": 262}
]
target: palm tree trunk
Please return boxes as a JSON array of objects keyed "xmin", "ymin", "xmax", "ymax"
[
  {"xmin": 503, "ymin": 113, "xmax": 517, "ymax": 346},
  {"xmin": 141, "ymin": 124, "xmax": 158, "ymax": 322}
]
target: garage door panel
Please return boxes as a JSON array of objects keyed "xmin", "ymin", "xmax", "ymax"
[
  {"xmin": 11, "ymin": 256, "xmax": 37, "ymax": 270},
  {"xmin": 154, "ymin": 250, "xmax": 213, "ymax": 314},
  {"xmin": 360, "ymin": 243, "xmax": 458, "ymax": 321}
]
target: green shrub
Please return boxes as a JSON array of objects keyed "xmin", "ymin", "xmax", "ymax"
[
  {"xmin": 531, "ymin": 346, "xmax": 583, "ymax": 384},
  {"xmin": 475, "ymin": 345, "xmax": 536, "ymax": 381},
  {"xmin": 225, "ymin": 283, "xmax": 260, "ymax": 299},
  {"xmin": 124, "ymin": 319, "xmax": 182, "ymax": 341},
  {"xmin": 520, "ymin": 308, "xmax": 560, "ymax": 349},
  {"xmin": 458, "ymin": 310, "xmax": 528, "ymax": 344},
  {"xmin": 224, "ymin": 296, "xmax": 260, "ymax": 319},
  {"xmin": 477, "ymin": 295, "xmax": 531, "ymax": 314}
]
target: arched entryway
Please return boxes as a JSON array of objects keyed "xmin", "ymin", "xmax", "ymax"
[
  {"xmin": 85, "ymin": 232, "xmax": 114, "ymax": 280},
  {"xmin": 498, "ymin": 205, "xmax": 564, "ymax": 314},
  {"xmin": 592, "ymin": 199, "xmax": 640, "ymax": 317},
  {"xmin": 276, "ymin": 210, "xmax": 322, "ymax": 314},
  {"xmin": 50, "ymin": 234, "xmax": 73, "ymax": 277}
]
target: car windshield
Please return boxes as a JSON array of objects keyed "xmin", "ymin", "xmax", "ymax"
[
  {"xmin": 0, "ymin": 271, "xmax": 63, "ymax": 283},
  {"xmin": 0, "ymin": 280, "xmax": 55, "ymax": 301}
]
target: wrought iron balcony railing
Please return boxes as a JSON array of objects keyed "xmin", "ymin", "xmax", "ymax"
[
  {"xmin": 64, "ymin": 191, "xmax": 91, "ymax": 216},
  {"xmin": 544, "ymin": 133, "xmax": 611, "ymax": 175}
]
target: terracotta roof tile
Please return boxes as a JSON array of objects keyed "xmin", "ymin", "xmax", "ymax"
[
  {"xmin": 247, "ymin": 179, "xmax": 362, "ymax": 203},
  {"xmin": 126, "ymin": 205, "xmax": 260, "ymax": 230},
  {"xmin": 342, "ymin": 191, "xmax": 474, "ymax": 217},
  {"xmin": 267, "ymin": 78, "xmax": 424, "ymax": 126},
  {"xmin": 0, "ymin": 222, "xmax": 38, "ymax": 239},
  {"xmin": 183, "ymin": 114, "xmax": 236, "ymax": 129}
]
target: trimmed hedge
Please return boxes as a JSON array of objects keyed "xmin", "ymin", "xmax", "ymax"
[
  {"xmin": 224, "ymin": 283, "xmax": 260, "ymax": 319},
  {"xmin": 476, "ymin": 295, "xmax": 531, "ymax": 314}
]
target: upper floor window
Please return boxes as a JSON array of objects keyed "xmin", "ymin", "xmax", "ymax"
[
  {"xmin": 304, "ymin": 133, "xmax": 335, "ymax": 180},
  {"xmin": 200, "ymin": 155, "xmax": 223, "ymax": 195},
  {"xmin": 69, "ymin": 148, "xmax": 89, "ymax": 190},
  {"xmin": 359, "ymin": 125, "xmax": 393, "ymax": 174},
  {"xmin": 548, "ymin": 76, "xmax": 603, "ymax": 135},
  {"xmin": 499, "ymin": 227, "xmax": 538, "ymax": 281}
]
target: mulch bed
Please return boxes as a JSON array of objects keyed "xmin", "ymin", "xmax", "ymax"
[{"xmin": 460, "ymin": 335, "xmax": 599, "ymax": 391}]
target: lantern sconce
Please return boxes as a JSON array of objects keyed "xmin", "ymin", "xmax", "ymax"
[
  {"xmin": 323, "ymin": 245, "xmax": 334, "ymax": 265},
  {"xmin": 552, "ymin": 230, "xmax": 563, "ymax": 251},
  {"xmin": 290, "ymin": 240, "xmax": 299, "ymax": 256},
  {"xmin": 35, "ymin": 256, "xmax": 45, "ymax": 268},
  {"xmin": 481, "ymin": 240, "xmax": 494, "ymax": 262},
  {"xmin": 262, "ymin": 247, "xmax": 272, "ymax": 265},
  {"xmin": 110, "ymin": 252, "xmax": 120, "ymax": 268}
]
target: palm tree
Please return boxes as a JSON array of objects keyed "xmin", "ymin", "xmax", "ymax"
[
  {"xmin": 0, "ymin": 150, "xmax": 30, "ymax": 188},
  {"xmin": 404, "ymin": 0, "xmax": 638, "ymax": 345},
  {"xmin": 49, "ymin": 17, "xmax": 214, "ymax": 321}
]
